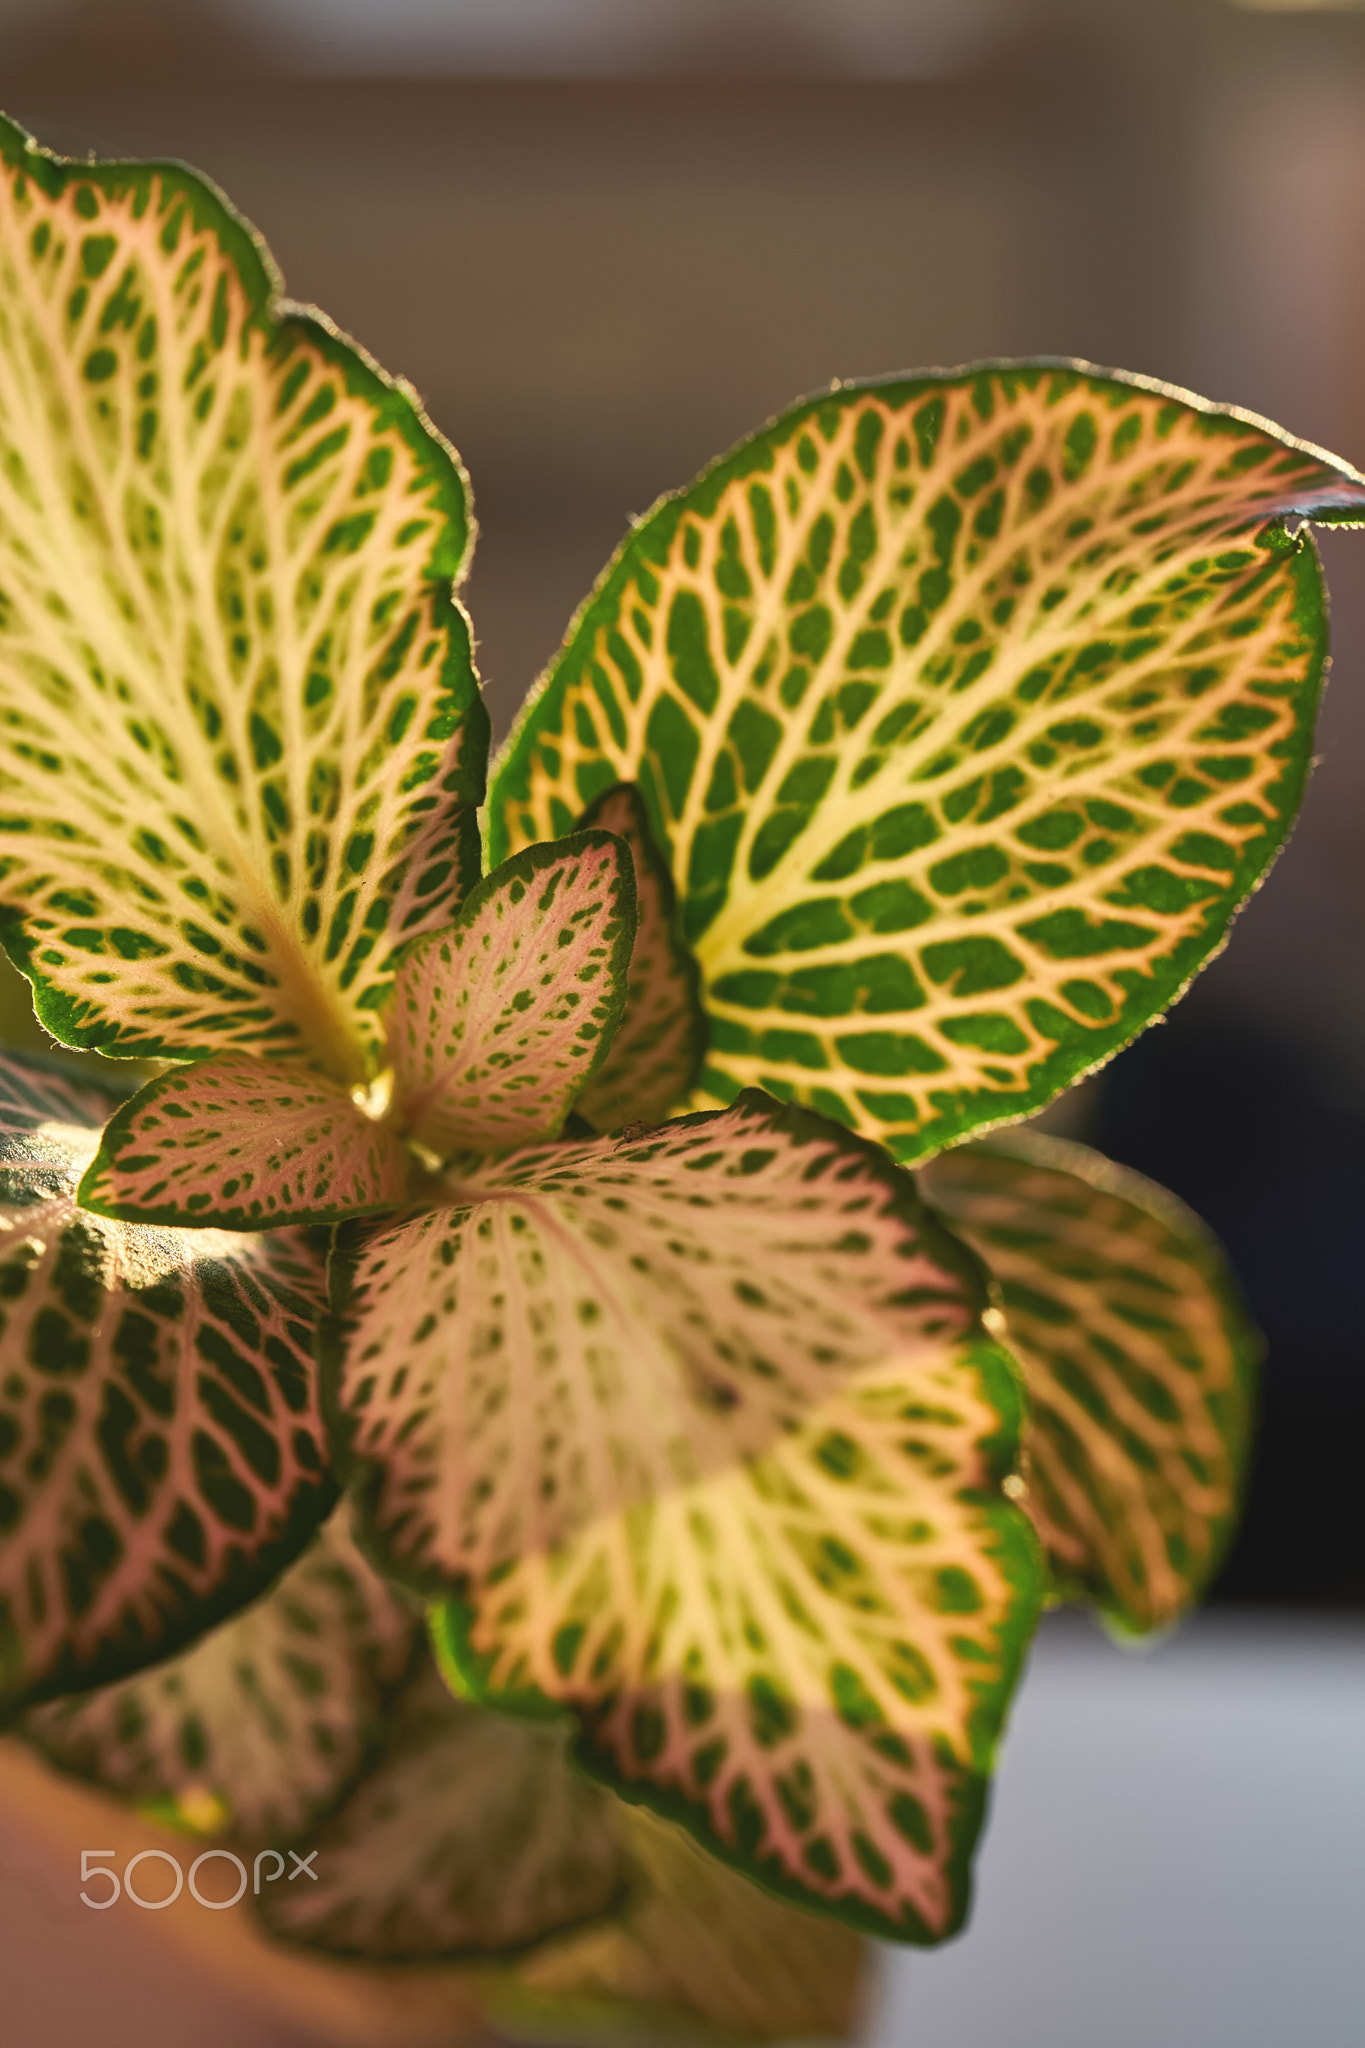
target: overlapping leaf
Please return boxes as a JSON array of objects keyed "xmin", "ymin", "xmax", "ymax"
[
  {"xmin": 491, "ymin": 364, "xmax": 1365, "ymax": 1164},
  {"xmin": 22, "ymin": 1504, "xmax": 416, "ymax": 1838},
  {"xmin": 923, "ymin": 1127, "xmax": 1259, "ymax": 1633},
  {"xmin": 572, "ymin": 785, "xmax": 705, "ymax": 1133},
  {"xmin": 504, "ymin": 1805, "xmax": 865, "ymax": 2046},
  {"xmin": 331, "ymin": 1093, "xmax": 1037, "ymax": 1941},
  {"xmin": 0, "ymin": 1049, "xmax": 332, "ymax": 1708},
  {"xmin": 258, "ymin": 1656, "xmax": 622, "ymax": 1959},
  {"xmin": 388, "ymin": 833, "xmax": 635, "ymax": 1158},
  {"xmin": 0, "ymin": 114, "xmax": 486, "ymax": 1077},
  {"xmin": 78, "ymin": 1051, "xmax": 410, "ymax": 1229}
]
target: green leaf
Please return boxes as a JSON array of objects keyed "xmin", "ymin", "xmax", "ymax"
[
  {"xmin": 21, "ymin": 1504, "xmax": 417, "ymax": 1838},
  {"xmin": 922, "ymin": 1127, "xmax": 1260, "ymax": 1633},
  {"xmin": 257, "ymin": 1655, "xmax": 623, "ymax": 1960},
  {"xmin": 572, "ymin": 785, "xmax": 706, "ymax": 1134},
  {"xmin": 0, "ymin": 115, "xmax": 487, "ymax": 1079},
  {"xmin": 388, "ymin": 833, "xmax": 636, "ymax": 1158},
  {"xmin": 501, "ymin": 1805, "xmax": 865, "ymax": 2047},
  {"xmin": 0, "ymin": 1050, "xmax": 332, "ymax": 1709},
  {"xmin": 330, "ymin": 1093, "xmax": 1039, "ymax": 1943},
  {"xmin": 489, "ymin": 363, "xmax": 1365, "ymax": 1164},
  {"xmin": 78, "ymin": 1051, "xmax": 410, "ymax": 1229}
]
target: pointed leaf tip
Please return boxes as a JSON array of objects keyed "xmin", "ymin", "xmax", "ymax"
[
  {"xmin": 0, "ymin": 115, "xmax": 487, "ymax": 1076},
  {"xmin": 572, "ymin": 784, "xmax": 706, "ymax": 1132},
  {"xmin": 79, "ymin": 1052, "xmax": 411, "ymax": 1229},
  {"xmin": 490, "ymin": 362, "xmax": 1365, "ymax": 1164},
  {"xmin": 331, "ymin": 1092, "xmax": 1040, "ymax": 1941},
  {"xmin": 388, "ymin": 831, "xmax": 637, "ymax": 1157}
]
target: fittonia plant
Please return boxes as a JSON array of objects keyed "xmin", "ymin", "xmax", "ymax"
[{"xmin": 0, "ymin": 108, "xmax": 1361, "ymax": 2041}]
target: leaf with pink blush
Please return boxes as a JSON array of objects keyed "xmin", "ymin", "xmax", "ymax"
[
  {"xmin": 79, "ymin": 1052, "xmax": 410, "ymax": 1229},
  {"xmin": 330, "ymin": 1091, "xmax": 1038, "ymax": 1943},
  {"xmin": 572, "ymin": 783, "xmax": 705, "ymax": 1133},
  {"xmin": 388, "ymin": 832, "xmax": 635, "ymax": 1158}
]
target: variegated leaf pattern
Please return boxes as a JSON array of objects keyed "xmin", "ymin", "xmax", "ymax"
[
  {"xmin": 387, "ymin": 833, "xmax": 634, "ymax": 1158},
  {"xmin": 922, "ymin": 1127, "xmax": 1259, "ymax": 1634},
  {"xmin": 572, "ymin": 785, "xmax": 705, "ymax": 1133},
  {"xmin": 331, "ymin": 1094, "xmax": 1037, "ymax": 1941},
  {"xmin": 0, "ymin": 1052, "xmax": 332, "ymax": 1708},
  {"xmin": 490, "ymin": 363, "xmax": 1365, "ymax": 1165},
  {"xmin": 258, "ymin": 1656, "xmax": 622, "ymax": 1959},
  {"xmin": 0, "ymin": 1039, "xmax": 128, "ymax": 1141},
  {"xmin": 21, "ymin": 1505, "xmax": 416, "ymax": 1838},
  {"xmin": 0, "ymin": 114, "xmax": 486, "ymax": 1077},
  {"xmin": 504, "ymin": 1805, "xmax": 865, "ymax": 2046},
  {"xmin": 78, "ymin": 1052, "xmax": 410, "ymax": 1230}
]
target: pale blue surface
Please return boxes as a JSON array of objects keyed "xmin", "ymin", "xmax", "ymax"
[{"xmin": 866, "ymin": 1613, "xmax": 1365, "ymax": 2048}]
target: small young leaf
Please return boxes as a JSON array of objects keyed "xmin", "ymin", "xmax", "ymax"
[
  {"xmin": 388, "ymin": 833, "xmax": 635, "ymax": 1157},
  {"xmin": 258, "ymin": 1656, "xmax": 623, "ymax": 1959},
  {"xmin": 22, "ymin": 1505, "xmax": 417, "ymax": 1840},
  {"xmin": 923, "ymin": 1127, "xmax": 1259, "ymax": 1633},
  {"xmin": 503, "ymin": 1805, "xmax": 865, "ymax": 2046},
  {"xmin": 330, "ymin": 1094, "xmax": 1038, "ymax": 1942},
  {"xmin": 79, "ymin": 1052, "xmax": 410, "ymax": 1230},
  {"xmin": 0, "ymin": 115, "xmax": 487, "ymax": 1078},
  {"xmin": 572, "ymin": 784, "xmax": 706, "ymax": 1133},
  {"xmin": 490, "ymin": 364, "xmax": 1365, "ymax": 1164},
  {"xmin": 0, "ymin": 1055, "xmax": 332, "ymax": 1708}
]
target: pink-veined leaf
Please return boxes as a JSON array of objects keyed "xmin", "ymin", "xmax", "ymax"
[
  {"xmin": 22, "ymin": 1504, "xmax": 417, "ymax": 1840},
  {"xmin": 571, "ymin": 785, "xmax": 705, "ymax": 1134},
  {"xmin": 257, "ymin": 1656, "xmax": 623, "ymax": 1961},
  {"xmin": 78, "ymin": 1051, "xmax": 411, "ymax": 1230},
  {"xmin": 0, "ymin": 114, "xmax": 487, "ymax": 1079},
  {"xmin": 0, "ymin": 1050, "xmax": 333, "ymax": 1709},
  {"xmin": 330, "ymin": 1093, "xmax": 1038, "ymax": 1943},
  {"xmin": 923, "ymin": 1126, "xmax": 1260, "ymax": 1634},
  {"xmin": 387, "ymin": 833, "xmax": 635, "ymax": 1158}
]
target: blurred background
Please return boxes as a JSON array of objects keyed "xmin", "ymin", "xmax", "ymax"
[{"xmin": 0, "ymin": 2, "xmax": 1362, "ymax": 2042}]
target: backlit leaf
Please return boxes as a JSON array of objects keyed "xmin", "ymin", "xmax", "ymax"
[
  {"xmin": 21, "ymin": 1504, "xmax": 416, "ymax": 1839},
  {"xmin": 78, "ymin": 1051, "xmax": 410, "ymax": 1229},
  {"xmin": 387, "ymin": 833, "xmax": 635, "ymax": 1158},
  {"xmin": 490, "ymin": 363, "xmax": 1365, "ymax": 1164},
  {"xmin": 331, "ymin": 1093, "xmax": 1038, "ymax": 1941},
  {"xmin": 572, "ymin": 784, "xmax": 705, "ymax": 1134},
  {"xmin": 258, "ymin": 1656, "xmax": 622, "ymax": 1959},
  {"xmin": 923, "ymin": 1127, "xmax": 1259, "ymax": 1633},
  {"xmin": 0, "ymin": 1052, "xmax": 332, "ymax": 1708},
  {"xmin": 0, "ymin": 114, "xmax": 486, "ymax": 1078},
  {"xmin": 503, "ymin": 1805, "xmax": 865, "ymax": 2046}
]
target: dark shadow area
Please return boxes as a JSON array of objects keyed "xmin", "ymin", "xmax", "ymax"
[{"xmin": 1091, "ymin": 1000, "xmax": 1365, "ymax": 1606}]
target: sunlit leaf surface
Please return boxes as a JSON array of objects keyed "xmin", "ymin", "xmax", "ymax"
[
  {"xmin": 0, "ymin": 115, "xmax": 486, "ymax": 1077},
  {"xmin": 388, "ymin": 833, "xmax": 634, "ymax": 1158},
  {"xmin": 924, "ymin": 1127, "xmax": 1259, "ymax": 1632},
  {"xmin": 491, "ymin": 364, "xmax": 1365, "ymax": 1163},
  {"xmin": 79, "ymin": 1051, "xmax": 410, "ymax": 1229},
  {"xmin": 258, "ymin": 1657, "xmax": 622, "ymax": 1959},
  {"xmin": 0, "ymin": 1049, "xmax": 331, "ymax": 1708},
  {"xmin": 572, "ymin": 785, "xmax": 704, "ymax": 1133},
  {"xmin": 22, "ymin": 1504, "xmax": 415, "ymax": 1838},
  {"xmin": 333, "ymin": 1093, "xmax": 1037, "ymax": 1940}
]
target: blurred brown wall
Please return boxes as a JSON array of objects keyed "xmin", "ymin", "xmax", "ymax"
[{"xmin": 4, "ymin": 0, "xmax": 1365, "ymax": 1043}]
